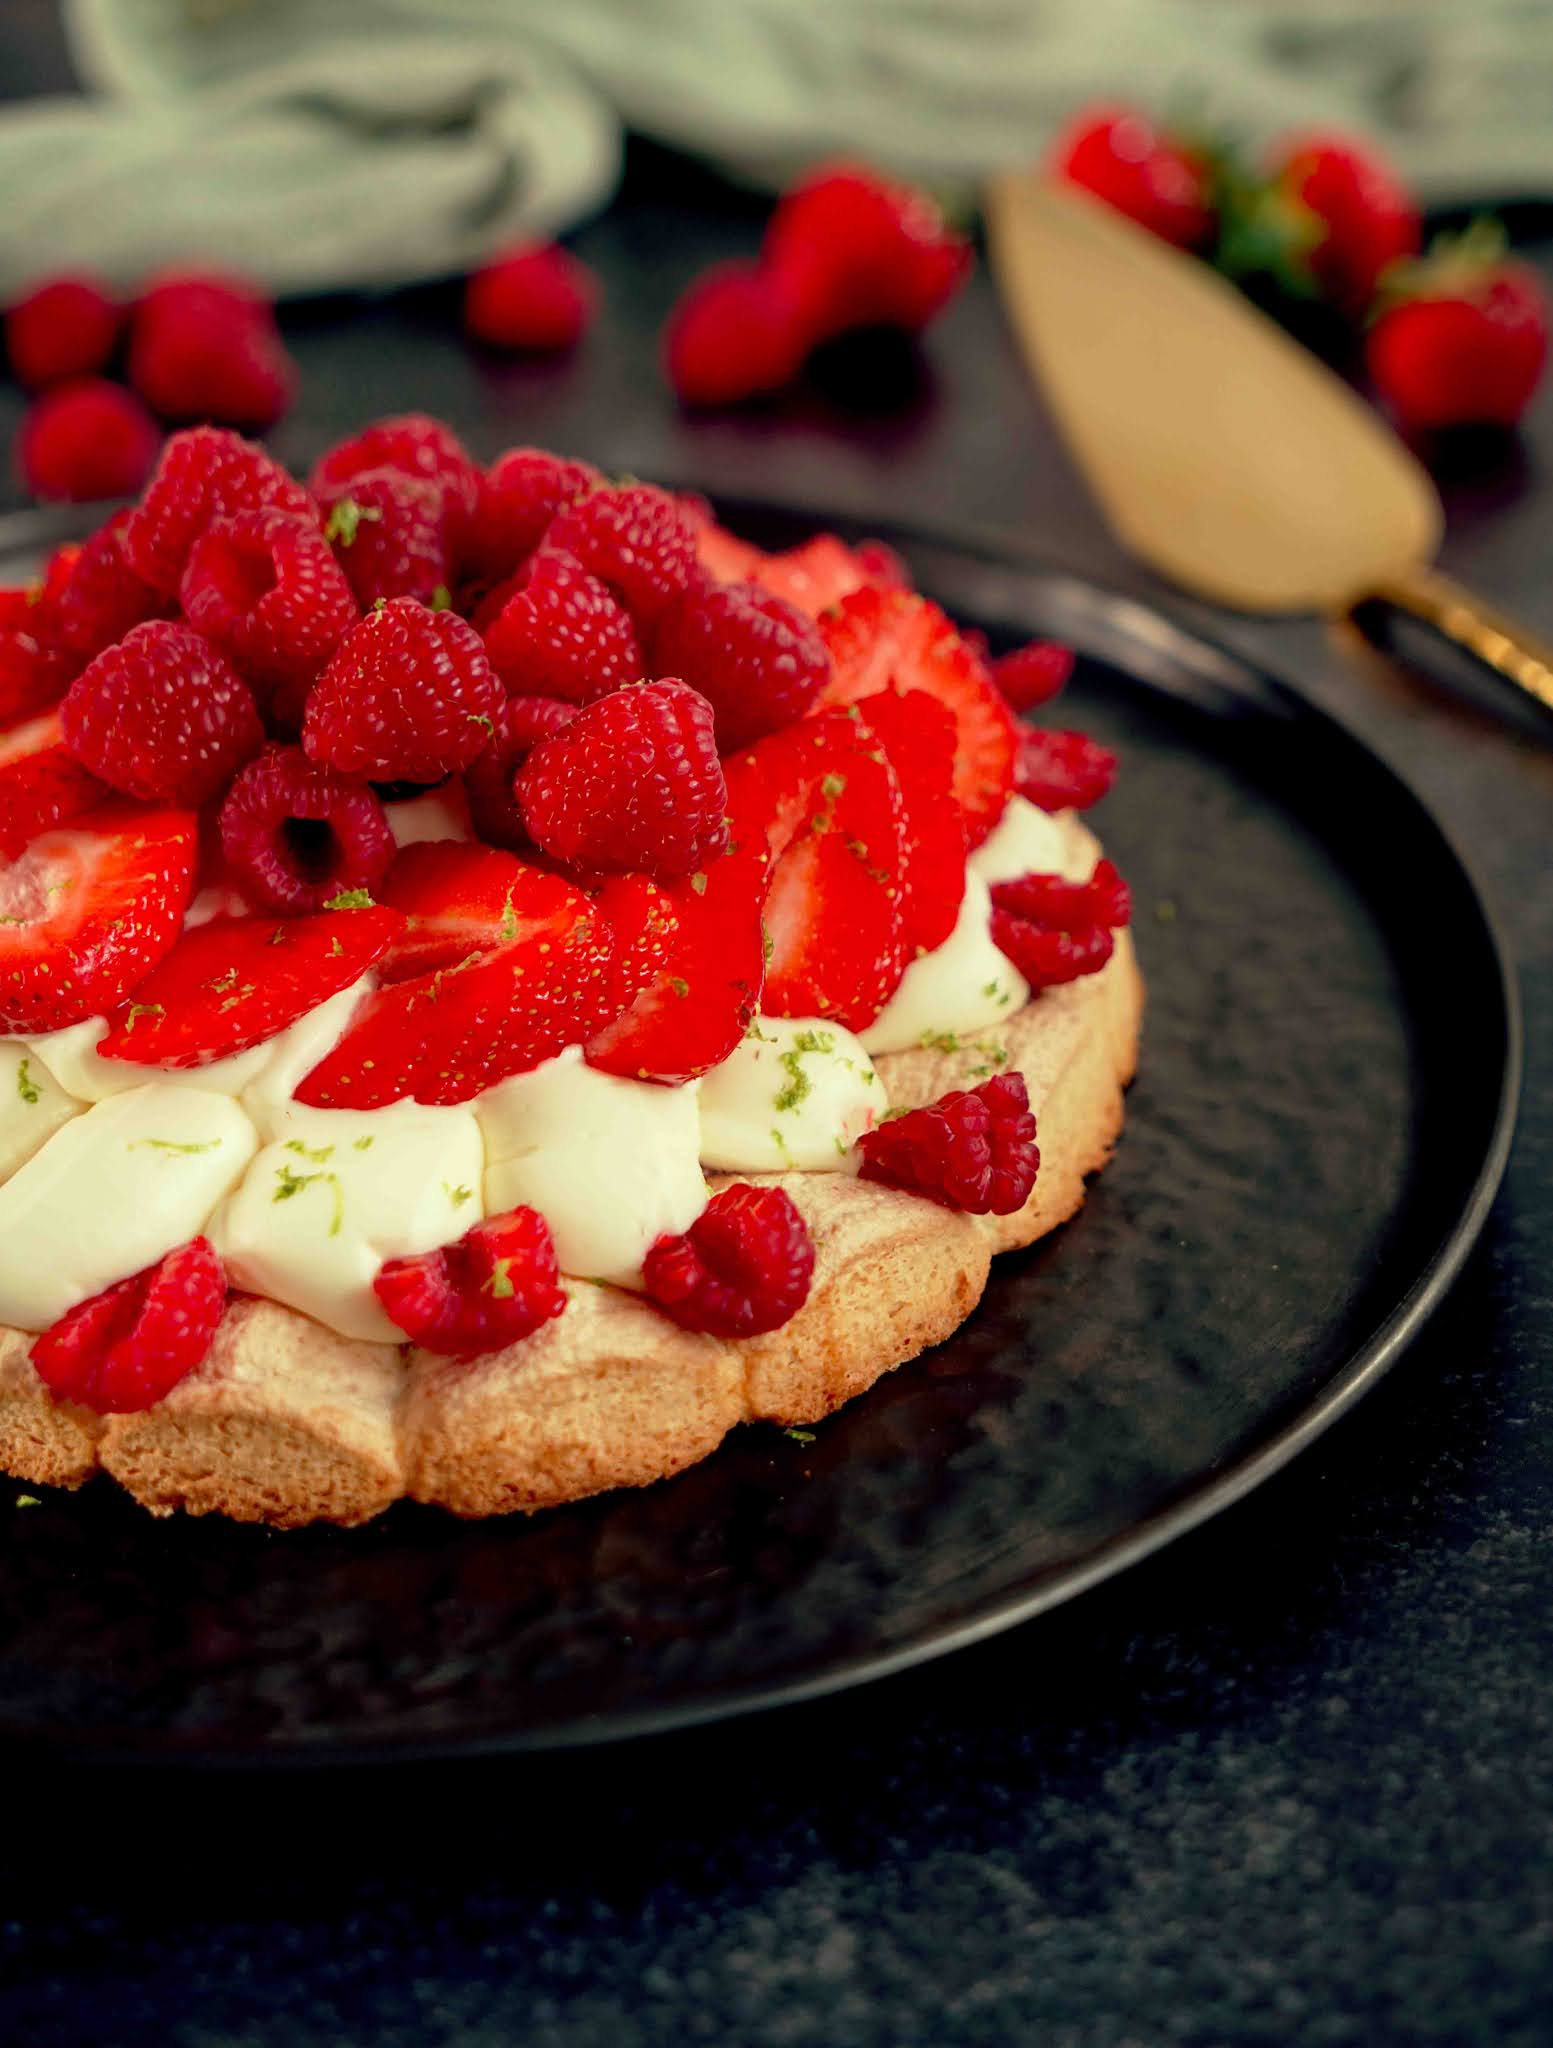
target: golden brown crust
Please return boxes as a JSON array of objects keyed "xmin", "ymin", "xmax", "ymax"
[
  {"xmin": 0, "ymin": 812, "xmax": 1144, "ymax": 1525},
  {"xmin": 98, "ymin": 1296, "xmax": 405, "ymax": 1528}
]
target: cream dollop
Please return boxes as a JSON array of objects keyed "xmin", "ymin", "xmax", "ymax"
[
  {"xmin": 698, "ymin": 1015, "xmax": 882, "ymax": 1171},
  {"xmin": 969, "ymin": 796, "xmax": 1091, "ymax": 888},
  {"xmin": 859, "ymin": 870, "xmax": 1028, "ymax": 1056},
  {"xmin": 0, "ymin": 1044, "xmax": 80, "ymax": 1182},
  {"xmin": 478, "ymin": 1047, "xmax": 706, "ymax": 1287}
]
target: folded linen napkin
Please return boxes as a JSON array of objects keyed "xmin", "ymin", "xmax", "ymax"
[{"xmin": 0, "ymin": 0, "xmax": 1547, "ymax": 298}]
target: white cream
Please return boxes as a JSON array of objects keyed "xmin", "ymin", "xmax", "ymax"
[
  {"xmin": 478, "ymin": 1047, "xmax": 705, "ymax": 1287},
  {"xmin": 209, "ymin": 1100, "xmax": 485, "ymax": 1343},
  {"xmin": 0, "ymin": 1045, "xmax": 80, "ymax": 1182},
  {"xmin": 860, "ymin": 870, "xmax": 1028, "ymax": 1056},
  {"xmin": 184, "ymin": 881, "xmax": 252, "ymax": 929},
  {"xmin": 0, "ymin": 1084, "xmax": 259, "ymax": 1330},
  {"xmin": 699, "ymin": 1015, "xmax": 882, "ymax": 1172},
  {"xmin": 238, "ymin": 977, "xmax": 372, "ymax": 1138},
  {"xmin": 970, "ymin": 796, "xmax": 1091, "ymax": 888},
  {"xmin": 385, "ymin": 787, "xmax": 471, "ymax": 850}
]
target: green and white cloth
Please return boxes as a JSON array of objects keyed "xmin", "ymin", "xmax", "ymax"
[{"xmin": 1, "ymin": 0, "xmax": 1550, "ymax": 296}]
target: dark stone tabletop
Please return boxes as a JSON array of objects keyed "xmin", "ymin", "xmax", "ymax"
[{"xmin": 1, "ymin": 10, "xmax": 1550, "ymax": 2043}]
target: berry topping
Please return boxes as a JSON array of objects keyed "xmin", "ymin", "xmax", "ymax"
[
  {"xmin": 310, "ymin": 413, "xmax": 481, "ymax": 531},
  {"xmin": 751, "ymin": 532, "xmax": 906, "ymax": 619},
  {"xmin": 0, "ymin": 709, "xmax": 106, "ymax": 859},
  {"xmin": 721, "ymin": 708, "xmax": 908, "ymax": 1030},
  {"xmin": 651, "ymin": 581, "xmax": 828, "ymax": 749},
  {"xmin": 96, "ymin": 903, "xmax": 403, "ymax": 1068},
  {"xmin": 121, "ymin": 427, "xmax": 315, "ymax": 597},
  {"xmin": 18, "ymin": 380, "xmax": 160, "ymax": 503},
  {"xmin": 30, "ymin": 1236, "xmax": 226, "ymax": 1415},
  {"xmin": 1050, "ymin": 108, "xmax": 1215, "ymax": 251},
  {"xmin": 7, "ymin": 276, "xmax": 119, "ymax": 390},
  {"xmin": 0, "ymin": 623, "xmax": 73, "ymax": 728},
  {"xmin": 664, "ymin": 261, "xmax": 809, "ymax": 408},
  {"xmin": 319, "ymin": 467, "xmax": 449, "ymax": 610},
  {"xmin": 481, "ymin": 545, "xmax": 643, "ymax": 702},
  {"xmin": 1016, "ymin": 728, "xmax": 1118, "ymax": 811},
  {"xmin": 643, "ymin": 1183, "xmax": 814, "ymax": 1338},
  {"xmin": 0, "ymin": 802, "xmax": 198, "ymax": 1032},
  {"xmin": 303, "ymin": 597, "xmax": 503, "ymax": 784},
  {"xmin": 989, "ymin": 860, "xmax": 1130, "ymax": 990},
  {"xmin": 852, "ymin": 686, "xmax": 965, "ymax": 953},
  {"xmin": 48, "ymin": 511, "xmax": 171, "ymax": 662},
  {"xmin": 374, "ymin": 1206, "xmax": 566, "ymax": 1357},
  {"xmin": 818, "ymin": 587, "xmax": 1017, "ymax": 848},
  {"xmin": 543, "ymin": 483, "xmax": 699, "ymax": 627},
  {"xmin": 584, "ymin": 846, "xmax": 768, "ymax": 1084},
  {"xmin": 463, "ymin": 448, "xmax": 600, "ymax": 585},
  {"xmin": 294, "ymin": 865, "xmax": 617, "ymax": 1108},
  {"xmin": 181, "ymin": 507, "xmax": 358, "ymax": 720},
  {"xmin": 516, "ymin": 678, "xmax": 729, "ymax": 881},
  {"xmin": 375, "ymin": 839, "xmax": 566, "ymax": 980},
  {"xmin": 857, "ymin": 1072, "xmax": 1040, "ymax": 1215},
  {"xmin": 763, "ymin": 163, "xmax": 972, "ymax": 338},
  {"xmin": 463, "ymin": 694, "xmax": 576, "ymax": 848},
  {"xmin": 689, "ymin": 516, "xmax": 766, "ymax": 587},
  {"xmin": 219, "ymin": 743, "xmax": 395, "ymax": 913},
  {"xmin": 61, "ymin": 620, "xmax": 263, "ymax": 806},
  {"xmin": 1270, "ymin": 134, "xmax": 1420, "ymax": 313},
  {"xmin": 128, "ymin": 272, "xmax": 296, "ymax": 429},
  {"xmin": 990, "ymin": 639, "xmax": 1075, "ymax": 713},
  {"xmin": 464, "ymin": 242, "xmax": 598, "ymax": 354}
]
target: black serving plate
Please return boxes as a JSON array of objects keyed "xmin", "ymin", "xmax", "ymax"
[{"xmin": 0, "ymin": 505, "xmax": 1519, "ymax": 1766}]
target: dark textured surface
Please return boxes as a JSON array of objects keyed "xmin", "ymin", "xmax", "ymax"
[
  {"xmin": 1, "ymin": 16, "xmax": 1552, "ymax": 2039},
  {"xmin": 0, "ymin": 536, "xmax": 1511, "ymax": 1759}
]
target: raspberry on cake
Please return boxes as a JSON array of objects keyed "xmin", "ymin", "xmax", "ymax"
[{"xmin": 0, "ymin": 423, "xmax": 1142, "ymax": 1527}]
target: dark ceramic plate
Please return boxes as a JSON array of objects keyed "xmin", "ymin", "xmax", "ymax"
[{"xmin": 0, "ymin": 504, "xmax": 1519, "ymax": 1767}]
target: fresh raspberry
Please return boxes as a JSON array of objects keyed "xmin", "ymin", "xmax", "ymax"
[
  {"xmin": 6, "ymin": 275, "xmax": 120, "ymax": 391},
  {"xmin": 319, "ymin": 468, "xmax": 449, "ymax": 609},
  {"xmin": 1016, "ymin": 728, "xmax": 1117, "ymax": 811},
  {"xmin": 310, "ymin": 414, "xmax": 481, "ymax": 535},
  {"xmin": 375, "ymin": 1206, "xmax": 566, "ymax": 1356},
  {"xmin": 515, "ymin": 678, "xmax": 728, "ymax": 880},
  {"xmin": 462, "ymin": 447, "xmax": 599, "ymax": 585},
  {"xmin": 763, "ymin": 163, "xmax": 972, "ymax": 338},
  {"xmin": 543, "ymin": 483, "xmax": 699, "ymax": 627},
  {"xmin": 858, "ymin": 1072, "xmax": 1039, "ymax": 1215},
  {"xmin": 463, "ymin": 694, "xmax": 576, "ymax": 847},
  {"xmin": 651, "ymin": 580, "xmax": 827, "ymax": 748},
  {"xmin": 990, "ymin": 860, "xmax": 1130, "ymax": 990},
  {"xmin": 121, "ymin": 426, "xmax": 316, "ymax": 597},
  {"xmin": 219, "ymin": 743, "xmax": 394, "ymax": 913},
  {"xmin": 180, "ymin": 508, "xmax": 358, "ymax": 721},
  {"xmin": 128, "ymin": 273, "xmax": 296, "ymax": 429},
  {"xmin": 990, "ymin": 640, "xmax": 1075, "ymax": 713},
  {"xmin": 481, "ymin": 545, "xmax": 642, "ymax": 702},
  {"xmin": 643, "ymin": 1184, "xmax": 814, "ymax": 1338},
  {"xmin": 31, "ymin": 1237, "xmax": 226, "ymax": 1415},
  {"xmin": 303, "ymin": 597, "xmax": 503, "ymax": 783},
  {"xmin": 49, "ymin": 511, "xmax": 171, "ymax": 661},
  {"xmin": 664, "ymin": 261, "xmax": 810, "ymax": 407},
  {"xmin": 0, "ymin": 710, "xmax": 106, "ymax": 859},
  {"xmin": 62, "ymin": 620, "xmax": 263, "ymax": 806},
  {"xmin": 464, "ymin": 242, "xmax": 598, "ymax": 353},
  {"xmin": 18, "ymin": 379, "xmax": 159, "ymax": 502},
  {"xmin": 0, "ymin": 802, "xmax": 198, "ymax": 1033}
]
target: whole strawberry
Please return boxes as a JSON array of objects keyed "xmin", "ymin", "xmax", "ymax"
[
  {"xmin": 664, "ymin": 261, "xmax": 809, "ymax": 408},
  {"xmin": 1270, "ymin": 133, "xmax": 1419, "ymax": 313},
  {"xmin": 1049, "ymin": 107, "xmax": 1215, "ymax": 251},
  {"xmin": 128, "ymin": 271, "xmax": 296, "ymax": 429},
  {"xmin": 303, "ymin": 596, "xmax": 503, "ymax": 782},
  {"xmin": 464, "ymin": 242, "xmax": 598, "ymax": 354},
  {"xmin": 1367, "ymin": 222, "xmax": 1549, "ymax": 435}
]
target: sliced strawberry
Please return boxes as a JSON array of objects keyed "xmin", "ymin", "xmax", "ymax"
[
  {"xmin": 0, "ymin": 802, "xmax": 198, "ymax": 1032},
  {"xmin": 584, "ymin": 848, "xmax": 768, "ymax": 1083},
  {"xmin": 722, "ymin": 709, "xmax": 908, "ymax": 1029},
  {"xmin": 96, "ymin": 904, "xmax": 404, "ymax": 1068},
  {"xmin": 817, "ymin": 588, "xmax": 1017, "ymax": 848},
  {"xmin": 692, "ymin": 519, "xmax": 765, "ymax": 586},
  {"xmin": 295, "ymin": 870, "xmax": 616, "ymax": 1107},
  {"xmin": 0, "ymin": 709, "xmax": 106, "ymax": 859},
  {"xmin": 376, "ymin": 840, "xmax": 591, "ymax": 983},
  {"xmin": 0, "ymin": 625, "xmax": 74, "ymax": 728},
  {"xmin": 753, "ymin": 533, "xmax": 906, "ymax": 618},
  {"xmin": 852, "ymin": 687, "xmax": 965, "ymax": 953}
]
